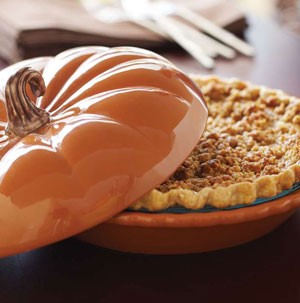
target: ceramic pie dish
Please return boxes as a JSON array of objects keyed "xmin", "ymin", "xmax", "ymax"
[
  {"xmin": 0, "ymin": 46, "xmax": 299, "ymax": 257},
  {"xmin": 78, "ymin": 75, "xmax": 300, "ymax": 254},
  {"xmin": 77, "ymin": 191, "xmax": 300, "ymax": 254}
]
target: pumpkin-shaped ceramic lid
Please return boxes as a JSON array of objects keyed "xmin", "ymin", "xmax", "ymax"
[{"xmin": 0, "ymin": 46, "xmax": 208, "ymax": 257}]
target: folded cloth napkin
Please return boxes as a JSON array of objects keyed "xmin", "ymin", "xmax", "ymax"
[{"xmin": 0, "ymin": 0, "xmax": 247, "ymax": 62}]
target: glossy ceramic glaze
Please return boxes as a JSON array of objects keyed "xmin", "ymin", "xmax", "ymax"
[
  {"xmin": 0, "ymin": 47, "xmax": 208, "ymax": 257},
  {"xmin": 78, "ymin": 190, "xmax": 300, "ymax": 254}
]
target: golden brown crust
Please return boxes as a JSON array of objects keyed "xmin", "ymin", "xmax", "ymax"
[{"xmin": 131, "ymin": 76, "xmax": 300, "ymax": 211}]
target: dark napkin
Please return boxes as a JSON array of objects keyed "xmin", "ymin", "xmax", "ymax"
[{"xmin": 0, "ymin": 0, "xmax": 247, "ymax": 62}]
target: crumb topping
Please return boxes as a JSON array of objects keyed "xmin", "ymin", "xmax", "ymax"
[{"xmin": 157, "ymin": 77, "xmax": 300, "ymax": 193}]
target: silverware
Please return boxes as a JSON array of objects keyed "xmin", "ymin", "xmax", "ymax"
[
  {"xmin": 172, "ymin": 19, "xmax": 236, "ymax": 59},
  {"xmin": 174, "ymin": 4, "xmax": 255, "ymax": 56},
  {"xmin": 153, "ymin": 15, "xmax": 215, "ymax": 69},
  {"xmin": 121, "ymin": 0, "xmax": 236, "ymax": 60},
  {"xmin": 81, "ymin": 0, "xmax": 255, "ymax": 69},
  {"xmin": 124, "ymin": 0, "xmax": 254, "ymax": 57},
  {"xmin": 121, "ymin": 0, "xmax": 216, "ymax": 69}
]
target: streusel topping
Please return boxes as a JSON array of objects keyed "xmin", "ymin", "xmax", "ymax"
[{"xmin": 157, "ymin": 77, "xmax": 300, "ymax": 193}]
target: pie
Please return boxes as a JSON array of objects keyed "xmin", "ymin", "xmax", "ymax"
[{"xmin": 131, "ymin": 76, "xmax": 300, "ymax": 211}]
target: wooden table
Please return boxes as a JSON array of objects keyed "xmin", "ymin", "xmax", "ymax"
[{"xmin": 0, "ymin": 15, "xmax": 299, "ymax": 303}]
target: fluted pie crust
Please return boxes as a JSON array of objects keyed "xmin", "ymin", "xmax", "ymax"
[{"xmin": 131, "ymin": 76, "xmax": 300, "ymax": 211}]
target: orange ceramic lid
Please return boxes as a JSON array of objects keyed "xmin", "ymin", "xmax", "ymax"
[{"xmin": 0, "ymin": 46, "xmax": 208, "ymax": 257}]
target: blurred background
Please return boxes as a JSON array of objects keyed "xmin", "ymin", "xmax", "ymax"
[
  {"xmin": 0, "ymin": 0, "xmax": 299, "ymax": 63},
  {"xmin": 239, "ymin": 0, "xmax": 300, "ymax": 35}
]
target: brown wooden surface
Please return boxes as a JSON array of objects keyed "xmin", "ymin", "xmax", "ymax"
[{"xmin": 0, "ymin": 15, "xmax": 299, "ymax": 303}]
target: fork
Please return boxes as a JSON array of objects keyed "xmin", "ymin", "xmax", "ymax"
[{"xmin": 82, "ymin": 0, "xmax": 255, "ymax": 69}]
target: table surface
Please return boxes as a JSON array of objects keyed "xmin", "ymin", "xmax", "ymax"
[{"xmin": 0, "ymin": 15, "xmax": 300, "ymax": 303}]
